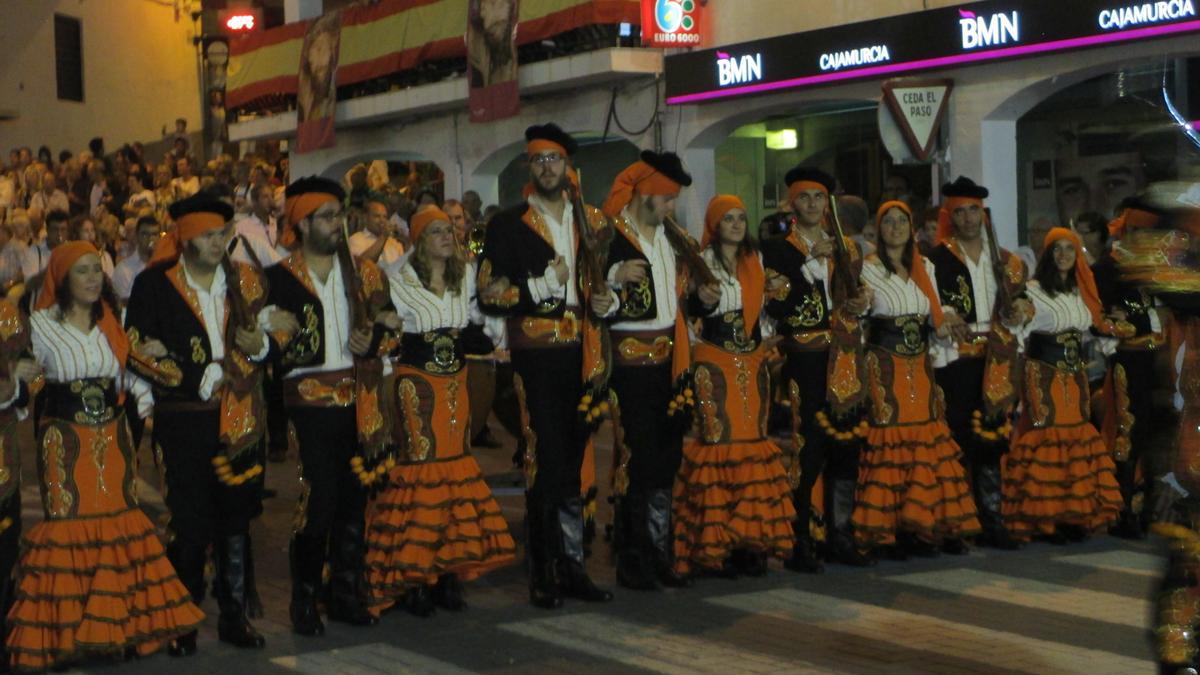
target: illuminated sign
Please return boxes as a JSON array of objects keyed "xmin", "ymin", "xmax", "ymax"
[
  {"xmin": 717, "ymin": 52, "xmax": 762, "ymax": 87},
  {"xmin": 819, "ymin": 45, "xmax": 891, "ymax": 72},
  {"xmin": 665, "ymin": 1, "xmax": 1200, "ymax": 104},
  {"xmin": 219, "ymin": 8, "xmax": 262, "ymax": 34},
  {"xmin": 1099, "ymin": 0, "xmax": 1196, "ymax": 29},
  {"xmin": 958, "ymin": 9, "xmax": 1020, "ymax": 49},
  {"xmin": 642, "ymin": 0, "xmax": 702, "ymax": 47}
]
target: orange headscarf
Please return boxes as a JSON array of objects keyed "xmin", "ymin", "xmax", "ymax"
[
  {"xmin": 936, "ymin": 196, "xmax": 986, "ymax": 244},
  {"xmin": 701, "ymin": 195, "xmax": 764, "ymax": 332},
  {"xmin": 602, "ymin": 161, "xmax": 682, "ymax": 218},
  {"xmin": 1043, "ymin": 227, "xmax": 1105, "ymax": 328},
  {"xmin": 279, "ymin": 191, "xmax": 339, "ymax": 249},
  {"xmin": 409, "ymin": 205, "xmax": 450, "ymax": 244},
  {"xmin": 1107, "ymin": 205, "xmax": 1159, "ymax": 238},
  {"xmin": 877, "ymin": 200, "xmax": 944, "ymax": 328},
  {"xmin": 148, "ymin": 211, "xmax": 228, "ymax": 266},
  {"xmin": 786, "ymin": 180, "xmax": 829, "ymax": 205},
  {"xmin": 527, "ymin": 138, "xmax": 567, "ymax": 159},
  {"xmin": 36, "ymin": 241, "xmax": 129, "ymax": 367}
]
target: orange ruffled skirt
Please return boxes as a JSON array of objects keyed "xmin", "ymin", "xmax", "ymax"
[
  {"xmin": 364, "ymin": 365, "xmax": 515, "ymax": 613},
  {"xmin": 1003, "ymin": 358, "xmax": 1122, "ymax": 540},
  {"xmin": 852, "ymin": 421, "xmax": 981, "ymax": 547},
  {"xmin": 6, "ymin": 509, "xmax": 205, "ymax": 671},
  {"xmin": 672, "ymin": 439, "xmax": 796, "ymax": 575},
  {"xmin": 1003, "ymin": 423, "xmax": 1122, "ymax": 540}
]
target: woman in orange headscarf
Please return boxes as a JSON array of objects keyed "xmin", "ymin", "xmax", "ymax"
[
  {"xmin": 1003, "ymin": 228, "xmax": 1122, "ymax": 543},
  {"xmin": 6, "ymin": 242, "xmax": 203, "ymax": 671},
  {"xmin": 363, "ymin": 207, "xmax": 516, "ymax": 617},
  {"xmin": 670, "ymin": 196, "xmax": 796, "ymax": 579},
  {"xmin": 852, "ymin": 201, "xmax": 981, "ymax": 559}
]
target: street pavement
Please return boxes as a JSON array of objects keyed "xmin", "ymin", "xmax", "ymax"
[{"xmin": 17, "ymin": 419, "xmax": 1161, "ymax": 674}]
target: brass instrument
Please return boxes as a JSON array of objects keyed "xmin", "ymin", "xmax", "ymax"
[{"xmin": 466, "ymin": 222, "xmax": 487, "ymax": 258}]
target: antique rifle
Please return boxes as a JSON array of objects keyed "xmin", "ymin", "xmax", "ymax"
[
  {"xmin": 663, "ymin": 214, "xmax": 718, "ymax": 287},
  {"xmin": 826, "ymin": 195, "xmax": 860, "ymax": 303}
]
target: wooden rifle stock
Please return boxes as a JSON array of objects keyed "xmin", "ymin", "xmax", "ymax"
[
  {"xmin": 826, "ymin": 196, "xmax": 859, "ymax": 302},
  {"xmin": 662, "ymin": 214, "xmax": 717, "ymax": 287},
  {"xmin": 338, "ymin": 224, "xmax": 370, "ymax": 331},
  {"xmin": 568, "ymin": 186, "xmax": 611, "ymax": 298},
  {"xmin": 982, "ymin": 213, "xmax": 1013, "ymax": 318}
]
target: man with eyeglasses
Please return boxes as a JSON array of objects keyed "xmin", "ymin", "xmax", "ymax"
[
  {"xmin": 262, "ymin": 176, "xmax": 400, "ymax": 636},
  {"xmin": 112, "ymin": 215, "xmax": 161, "ymax": 305},
  {"xmin": 478, "ymin": 124, "xmax": 616, "ymax": 609}
]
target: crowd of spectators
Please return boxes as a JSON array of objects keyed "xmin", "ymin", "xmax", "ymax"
[{"xmin": 0, "ymin": 134, "xmax": 495, "ymax": 303}]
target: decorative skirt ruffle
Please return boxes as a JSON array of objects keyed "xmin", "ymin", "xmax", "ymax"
[
  {"xmin": 364, "ymin": 454, "xmax": 516, "ymax": 612},
  {"xmin": 6, "ymin": 508, "xmax": 204, "ymax": 672},
  {"xmin": 671, "ymin": 438, "xmax": 796, "ymax": 575},
  {"xmin": 1003, "ymin": 423, "xmax": 1122, "ymax": 540},
  {"xmin": 852, "ymin": 421, "xmax": 981, "ymax": 548}
]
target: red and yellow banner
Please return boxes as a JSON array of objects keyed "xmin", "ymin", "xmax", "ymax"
[{"xmin": 227, "ymin": 0, "xmax": 640, "ymax": 111}]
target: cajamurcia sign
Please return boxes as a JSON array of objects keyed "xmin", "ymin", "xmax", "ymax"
[{"xmin": 665, "ymin": 0, "xmax": 1200, "ymax": 104}]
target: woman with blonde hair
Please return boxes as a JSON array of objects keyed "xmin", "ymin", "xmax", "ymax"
[{"xmin": 364, "ymin": 206, "xmax": 515, "ymax": 617}]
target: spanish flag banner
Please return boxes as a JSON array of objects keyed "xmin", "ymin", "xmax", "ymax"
[{"xmin": 227, "ymin": 0, "xmax": 640, "ymax": 112}]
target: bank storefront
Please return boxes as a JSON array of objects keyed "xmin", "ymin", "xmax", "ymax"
[{"xmin": 666, "ymin": 0, "xmax": 1200, "ymax": 248}]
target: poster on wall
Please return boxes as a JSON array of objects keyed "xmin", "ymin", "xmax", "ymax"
[
  {"xmin": 642, "ymin": 0, "xmax": 702, "ymax": 48},
  {"xmin": 1023, "ymin": 152, "xmax": 1146, "ymax": 250},
  {"xmin": 295, "ymin": 11, "xmax": 342, "ymax": 154},
  {"xmin": 468, "ymin": 0, "xmax": 520, "ymax": 124}
]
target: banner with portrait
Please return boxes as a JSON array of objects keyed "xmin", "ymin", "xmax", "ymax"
[
  {"xmin": 296, "ymin": 11, "xmax": 342, "ymax": 154},
  {"xmin": 467, "ymin": 0, "xmax": 520, "ymax": 124}
]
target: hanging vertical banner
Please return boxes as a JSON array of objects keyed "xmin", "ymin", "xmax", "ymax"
[
  {"xmin": 641, "ymin": 0, "xmax": 701, "ymax": 48},
  {"xmin": 296, "ymin": 10, "xmax": 342, "ymax": 154},
  {"xmin": 467, "ymin": 0, "xmax": 520, "ymax": 123}
]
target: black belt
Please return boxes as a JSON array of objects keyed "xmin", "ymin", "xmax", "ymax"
[
  {"xmin": 867, "ymin": 315, "xmax": 929, "ymax": 355},
  {"xmin": 700, "ymin": 311, "xmax": 757, "ymax": 353},
  {"xmin": 43, "ymin": 378, "xmax": 119, "ymax": 425},
  {"xmin": 399, "ymin": 329, "xmax": 465, "ymax": 375},
  {"xmin": 1027, "ymin": 330, "xmax": 1083, "ymax": 372}
]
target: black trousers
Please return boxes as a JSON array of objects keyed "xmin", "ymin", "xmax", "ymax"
[
  {"xmin": 154, "ymin": 409, "xmax": 263, "ymax": 548},
  {"xmin": 289, "ymin": 404, "xmax": 366, "ymax": 539},
  {"xmin": 0, "ymin": 493, "xmax": 19, "ymax": 621},
  {"xmin": 609, "ymin": 362, "xmax": 682, "ymax": 496},
  {"xmin": 935, "ymin": 358, "xmax": 993, "ymax": 460},
  {"xmin": 780, "ymin": 348, "xmax": 858, "ymax": 529},
  {"xmin": 511, "ymin": 347, "xmax": 589, "ymax": 504},
  {"xmin": 1113, "ymin": 348, "xmax": 1157, "ymax": 510}
]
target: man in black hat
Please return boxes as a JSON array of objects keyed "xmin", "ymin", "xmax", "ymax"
[
  {"xmin": 599, "ymin": 149, "xmax": 710, "ymax": 590},
  {"xmin": 264, "ymin": 176, "xmax": 399, "ymax": 635},
  {"xmin": 928, "ymin": 176, "xmax": 1029, "ymax": 550},
  {"xmin": 125, "ymin": 193, "xmax": 271, "ymax": 655},
  {"xmin": 761, "ymin": 166, "xmax": 872, "ymax": 573},
  {"xmin": 477, "ymin": 123, "xmax": 615, "ymax": 609}
]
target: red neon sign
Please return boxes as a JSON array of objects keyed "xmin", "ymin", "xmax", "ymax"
[{"xmin": 225, "ymin": 13, "xmax": 256, "ymax": 31}]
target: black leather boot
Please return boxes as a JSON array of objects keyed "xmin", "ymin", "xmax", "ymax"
[
  {"xmin": 527, "ymin": 495, "xmax": 563, "ymax": 609},
  {"xmin": 405, "ymin": 584, "xmax": 436, "ymax": 617},
  {"xmin": 827, "ymin": 480, "xmax": 875, "ymax": 567},
  {"xmin": 616, "ymin": 494, "xmax": 658, "ymax": 591},
  {"xmin": 647, "ymin": 489, "xmax": 691, "ymax": 588},
  {"xmin": 557, "ymin": 497, "xmax": 614, "ymax": 602},
  {"xmin": 213, "ymin": 534, "xmax": 266, "ymax": 649},
  {"xmin": 166, "ymin": 540, "xmax": 207, "ymax": 657},
  {"xmin": 433, "ymin": 573, "xmax": 467, "ymax": 611},
  {"xmin": 327, "ymin": 521, "xmax": 378, "ymax": 626},
  {"xmin": 974, "ymin": 463, "xmax": 1021, "ymax": 550},
  {"xmin": 243, "ymin": 533, "xmax": 264, "ymax": 619},
  {"xmin": 289, "ymin": 534, "xmax": 327, "ymax": 636}
]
